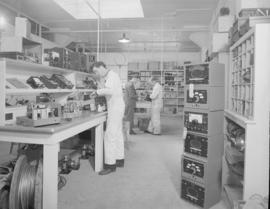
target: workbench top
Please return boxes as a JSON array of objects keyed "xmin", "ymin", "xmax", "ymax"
[{"xmin": 0, "ymin": 111, "xmax": 107, "ymax": 138}]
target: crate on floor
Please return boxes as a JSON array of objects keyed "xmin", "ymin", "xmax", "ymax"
[{"xmin": 138, "ymin": 118, "xmax": 150, "ymax": 131}]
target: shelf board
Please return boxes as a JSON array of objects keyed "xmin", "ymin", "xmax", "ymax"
[
  {"xmin": 224, "ymin": 109, "xmax": 255, "ymax": 128},
  {"xmin": 164, "ymin": 104, "xmax": 178, "ymax": 106},
  {"xmin": 6, "ymin": 88, "xmax": 95, "ymax": 95},
  {"xmin": 163, "ymin": 97, "xmax": 184, "ymax": 99},
  {"xmin": 1, "ymin": 58, "xmax": 94, "ymax": 77},
  {"xmin": 75, "ymin": 89, "xmax": 95, "ymax": 93}
]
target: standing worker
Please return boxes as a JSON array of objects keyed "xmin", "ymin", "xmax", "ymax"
[
  {"xmin": 145, "ymin": 76, "xmax": 163, "ymax": 135},
  {"xmin": 91, "ymin": 61, "xmax": 125, "ymax": 175},
  {"xmin": 124, "ymin": 76, "xmax": 139, "ymax": 134}
]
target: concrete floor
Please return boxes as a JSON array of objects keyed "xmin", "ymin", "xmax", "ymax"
[
  {"xmin": 58, "ymin": 115, "xmax": 228, "ymax": 209},
  {"xmin": 0, "ymin": 115, "xmax": 228, "ymax": 209}
]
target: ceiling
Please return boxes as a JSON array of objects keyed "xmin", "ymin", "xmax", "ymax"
[{"xmin": 0, "ymin": 0, "xmax": 219, "ymax": 52}]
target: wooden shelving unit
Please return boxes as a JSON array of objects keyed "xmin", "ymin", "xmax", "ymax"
[
  {"xmin": 223, "ymin": 24, "xmax": 270, "ymax": 206},
  {"xmin": 0, "ymin": 58, "xmax": 96, "ymax": 126}
]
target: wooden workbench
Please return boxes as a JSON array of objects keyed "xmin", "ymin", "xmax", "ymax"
[{"xmin": 0, "ymin": 111, "xmax": 107, "ymax": 209}]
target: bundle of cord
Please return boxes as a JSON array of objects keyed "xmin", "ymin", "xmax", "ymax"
[
  {"xmin": 9, "ymin": 155, "xmax": 68, "ymax": 209},
  {"xmin": 17, "ymin": 163, "xmax": 36, "ymax": 209}
]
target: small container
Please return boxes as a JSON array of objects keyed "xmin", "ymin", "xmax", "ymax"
[{"xmin": 81, "ymin": 144, "xmax": 88, "ymax": 159}]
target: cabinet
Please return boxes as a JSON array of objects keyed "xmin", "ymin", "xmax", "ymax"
[
  {"xmin": 0, "ymin": 58, "xmax": 96, "ymax": 126},
  {"xmin": 0, "ymin": 36, "xmax": 42, "ymax": 63},
  {"xmin": 223, "ymin": 24, "xmax": 270, "ymax": 207}
]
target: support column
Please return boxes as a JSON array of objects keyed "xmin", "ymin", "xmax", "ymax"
[
  {"xmin": 43, "ymin": 143, "xmax": 59, "ymax": 209},
  {"xmin": 95, "ymin": 122, "xmax": 104, "ymax": 172}
]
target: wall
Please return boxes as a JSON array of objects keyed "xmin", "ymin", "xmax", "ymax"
[{"xmin": 100, "ymin": 52, "xmax": 200, "ymax": 65}]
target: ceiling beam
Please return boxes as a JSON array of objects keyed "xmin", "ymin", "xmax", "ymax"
[{"xmin": 43, "ymin": 27, "xmax": 209, "ymax": 33}]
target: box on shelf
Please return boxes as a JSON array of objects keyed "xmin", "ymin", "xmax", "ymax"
[
  {"xmin": 128, "ymin": 62, "xmax": 139, "ymax": 71},
  {"xmin": 15, "ymin": 17, "xmax": 31, "ymax": 39},
  {"xmin": 148, "ymin": 61, "xmax": 160, "ymax": 70},
  {"xmin": 44, "ymin": 47, "xmax": 72, "ymax": 69},
  {"xmin": 228, "ymin": 17, "xmax": 267, "ymax": 46},
  {"xmin": 163, "ymin": 106, "xmax": 177, "ymax": 114},
  {"xmin": 239, "ymin": 8, "xmax": 270, "ymax": 18},
  {"xmin": 218, "ymin": 16, "xmax": 235, "ymax": 32},
  {"xmin": 138, "ymin": 62, "xmax": 148, "ymax": 71},
  {"xmin": 0, "ymin": 36, "xmax": 42, "ymax": 63},
  {"xmin": 5, "ymin": 106, "xmax": 27, "ymax": 125},
  {"xmin": 212, "ymin": 32, "xmax": 229, "ymax": 52},
  {"xmin": 0, "ymin": 52, "xmax": 25, "ymax": 61},
  {"xmin": 163, "ymin": 61, "xmax": 177, "ymax": 70},
  {"xmin": 70, "ymin": 52, "xmax": 87, "ymax": 72}
]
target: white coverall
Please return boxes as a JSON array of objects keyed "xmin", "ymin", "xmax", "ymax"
[
  {"xmin": 147, "ymin": 82, "xmax": 163, "ymax": 134},
  {"xmin": 97, "ymin": 70, "xmax": 125, "ymax": 165}
]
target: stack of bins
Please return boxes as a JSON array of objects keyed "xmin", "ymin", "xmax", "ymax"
[{"xmin": 181, "ymin": 63, "xmax": 225, "ymax": 208}]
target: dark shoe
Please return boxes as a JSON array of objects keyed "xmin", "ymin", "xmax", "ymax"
[
  {"xmin": 129, "ymin": 130, "xmax": 136, "ymax": 135},
  {"xmin": 144, "ymin": 130, "xmax": 152, "ymax": 134},
  {"xmin": 98, "ymin": 168, "xmax": 116, "ymax": 175},
  {"xmin": 116, "ymin": 159, "xmax": 124, "ymax": 167}
]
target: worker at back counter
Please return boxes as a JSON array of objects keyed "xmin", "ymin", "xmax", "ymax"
[
  {"xmin": 124, "ymin": 76, "xmax": 140, "ymax": 135},
  {"xmin": 145, "ymin": 76, "xmax": 163, "ymax": 135},
  {"xmin": 91, "ymin": 61, "xmax": 125, "ymax": 175}
]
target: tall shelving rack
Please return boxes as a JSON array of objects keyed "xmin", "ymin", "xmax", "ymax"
[
  {"xmin": 162, "ymin": 67, "xmax": 184, "ymax": 115},
  {"xmin": 127, "ymin": 61, "xmax": 185, "ymax": 115},
  {"xmin": 223, "ymin": 24, "xmax": 270, "ymax": 207}
]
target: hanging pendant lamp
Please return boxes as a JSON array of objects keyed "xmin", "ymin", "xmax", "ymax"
[{"xmin": 118, "ymin": 33, "xmax": 130, "ymax": 43}]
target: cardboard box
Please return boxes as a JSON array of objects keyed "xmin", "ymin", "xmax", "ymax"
[
  {"xmin": 218, "ymin": 16, "xmax": 234, "ymax": 32},
  {"xmin": 212, "ymin": 32, "xmax": 229, "ymax": 52},
  {"xmin": 15, "ymin": 17, "xmax": 31, "ymax": 38}
]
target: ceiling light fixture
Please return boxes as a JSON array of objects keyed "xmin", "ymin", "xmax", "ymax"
[
  {"xmin": 0, "ymin": 16, "xmax": 6, "ymax": 30},
  {"xmin": 118, "ymin": 33, "xmax": 130, "ymax": 43}
]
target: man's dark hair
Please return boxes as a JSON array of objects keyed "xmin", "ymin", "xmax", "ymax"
[{"xmin": 92, "ymin": 61, "xmax": 107, "ymax": 69}]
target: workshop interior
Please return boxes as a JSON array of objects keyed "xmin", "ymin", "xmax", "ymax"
[{"xmin": 0, "ymin": 0, "xmax": 269, "ymax": 209}]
